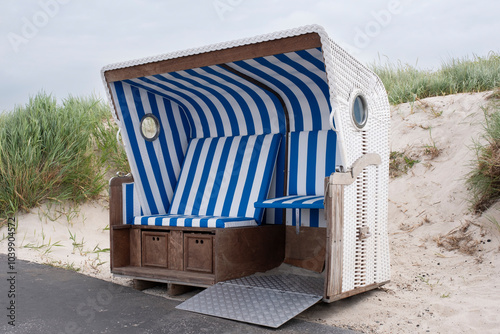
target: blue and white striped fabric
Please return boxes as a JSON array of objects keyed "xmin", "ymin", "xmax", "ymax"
[
  {"xmin": 122, "ymin": 47, "xmax": 328, "ymax": 138},
  {"xmin": 110, "ymin": 82, "xmax": 190, "ymax": 216},
  {"xmin": 262, "ymin": 130, "xmax": 336, "ymax": 227},
  {"xmin": 169, "ymin": 133, "xmax": 281, "ymax": 224},
  {"xmin": 110, "ymin": 48, "xmax": 333, "ymax": 227},
  {"xmin": 133, "ymin": 215, "xmax": 257, "ymax": 228},
  {"xmin": 122, "ymin": 182, "xmax": 143, "ymax": 225},
  {"xmin": 255, "ymin": 195, "xmax": 324, "ymax": 209},
  {"xmin": 286, "ymin": 208, "xmax": 327, "ymax": 228},
  {"xmin": 263, "ymin": 135, "xmax": 286, "ymax": 225},
  {"xmin": 124, "ymin": 66, "xmax": 285, "ymax": 138},
  {"xmin": 230, "ymin": 48, "xmax": 331, "ymax": 133},
  {"xmin": 287, "ymin": 130, "xmax": 336, "ymax": 196}
]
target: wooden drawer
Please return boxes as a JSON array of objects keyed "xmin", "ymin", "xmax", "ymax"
[
  {"xmin": 142, "ymin": 231, "xmax": 169, "ymax": 268},
  {"xmin": 184, "ymin": 233, "xmax": 213, "ymax": 273}
]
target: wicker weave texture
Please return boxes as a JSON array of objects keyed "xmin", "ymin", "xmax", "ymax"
[{"xmin": 322, "ymin": 38, "xmax": 390, "ymax": 292}]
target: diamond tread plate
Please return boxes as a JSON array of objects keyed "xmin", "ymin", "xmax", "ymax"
[
  {"xmin": 226, "ymin": 274, "xmax": 324, "ymax": 296},
  {"xmin": 176, "ymin": 274, "xmax": 324, "ymax": 328}
]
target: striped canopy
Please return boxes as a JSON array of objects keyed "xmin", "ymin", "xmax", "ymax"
[{"xmin": 110, "ymin": 47, "xmax": 331, "ymax": 139}]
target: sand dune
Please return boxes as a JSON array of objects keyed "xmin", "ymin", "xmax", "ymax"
[
  {"xmin": 302, "ymin": 91, "xmax": 500, "ymax": 333},
  {"xmin": 2, "ymin": 91, "xmax": 499, "ymax": 333}
]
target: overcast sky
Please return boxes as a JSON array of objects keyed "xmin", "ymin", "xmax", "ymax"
[{"xmin": 1, "ymin": 0, "xmax": 498, "ymax": 112}]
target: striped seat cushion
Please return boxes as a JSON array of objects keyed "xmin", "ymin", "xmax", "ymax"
[
  {"xmin": 123, "ymin": 183, "xmax": 257, "ymax": 228},
  {"xmin": 132, "ymin": 215, "xmax": 257, "ymax": 228},
  {"xmin": 255, "ymin": 195, "xmax": 324, "ymax": 209},
  {"xmin": 168, "ymin": 133, "xmax": 281, "ymax": 224}
]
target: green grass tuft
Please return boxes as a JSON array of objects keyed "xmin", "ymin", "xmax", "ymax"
[
  {"xmin": 372, "ymin": 52, "xmax": 500, "ymax": 104},
  {"xmin": 0, "ymin": 92, "xmax": 129, "ymax": 219},
  {"xmin": 467, "ymin": 99, "xmax": 500, "ymax": 212}
]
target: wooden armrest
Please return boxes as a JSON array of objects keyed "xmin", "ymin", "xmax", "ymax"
[{"xmin": 329, "ymin": 153, "xmax": 381, "ymax": 185}]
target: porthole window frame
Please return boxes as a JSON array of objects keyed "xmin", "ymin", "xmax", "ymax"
[
  {"xmin": 349, "ymin": 90, "xmax": 369, "ymax": 130},
  {"xmin": 140, "ymin": 114, "xmax": 160, "ymax": 142}
]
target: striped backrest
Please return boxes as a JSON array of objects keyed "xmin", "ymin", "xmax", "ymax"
[
  {"xmin": 169, "ymin": 133, "xmax": 281, "ymax": 223},
  {"xmin": 288, "ymin": 130, "xmax": 336, "ymax": 196},
  {"xmin": 110, "ymin": 82, "xmax": 190, "ymax": 215}
]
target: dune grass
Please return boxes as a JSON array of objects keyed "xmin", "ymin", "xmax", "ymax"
[
  {"xmin": 467, "ymin": 90, "xmax": 500, "ymax": 212},
  {"xmin": 372, "ymin": 52, "xmax": 500, "ymax": 105},
  {"xmin": 0, "ymin": 92, "xmax": 128, "ymax": 220}
]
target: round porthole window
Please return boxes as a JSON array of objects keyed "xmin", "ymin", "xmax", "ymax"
[
  {"xmin": 351, "ymin": 94, "xmax": 368, "ymax": 129},
  {"xmin": 140, "ymin": 114, "xmax": 160, "ymax": 141}
]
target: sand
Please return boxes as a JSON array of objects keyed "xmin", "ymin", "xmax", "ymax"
[
  {"xmin": 1, "ymin": 199, "xmax": 131, "ymax": 287},
  {"xmin": 2, "ymin": 91, "xmax": 500, "ymax": 333}
]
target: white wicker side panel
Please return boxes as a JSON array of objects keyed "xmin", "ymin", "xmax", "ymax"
[
  {"xmin": 342, "ymin": 160, "xmax": 375, "ymax": 292},
  {"xmin": 324, "ymin": 39, "xmax": 390, "ymax": 293},
  {"xmin": 367, "ymin": 83, "xmax": 391, "ymax": 283},
  {"xmin": 341, "ymin": 141, "xmax": 390, "ymax": 292},
  {"xmin": 366, "ymin": 78, "xmax": 391, "ymax": 285},
  {"xmin": 353, "ymin": 167, "xmax": 369, "ymax": 288},
  {"xmin": 364, "ymin": 164, "xmax": 377, "ymax": 286}
]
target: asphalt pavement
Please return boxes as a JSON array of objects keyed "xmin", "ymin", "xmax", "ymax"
[{"xmin": 0, "ymin": 254, "xmax": 360, "ymax": 334}]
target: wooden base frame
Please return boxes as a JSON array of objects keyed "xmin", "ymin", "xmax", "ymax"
[
  {"xmin": 110, "ymin": 224, "xmax": 285, "ymax": 287},
  {"xmin": 323, "ymin": 281, "xmax": 390, "ymax": 303},
  {"xmin": 110, "ymin": 174, "xmax": 285, "ymax": 287}
]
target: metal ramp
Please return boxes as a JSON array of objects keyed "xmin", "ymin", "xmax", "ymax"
[{"xmin": 176, "ymin": 274, "xmax": 324, "ymax": 328}]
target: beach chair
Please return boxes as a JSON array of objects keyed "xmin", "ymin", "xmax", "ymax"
[{"xmin": 103, "ymin": 24, "xmax": 390, "ymax": 328}]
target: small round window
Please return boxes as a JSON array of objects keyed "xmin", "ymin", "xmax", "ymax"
[
  {"xmin": 140, "ymin": 114, "xmax": 160, "ymax": 141},
  {"xmin": 351, "ymin": 94, "xmax": 368, "ymax": 129}
]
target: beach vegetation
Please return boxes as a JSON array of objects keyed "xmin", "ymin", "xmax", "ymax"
[
  {"xmin": 373, "ymin": 52, "xmax": 500, "ymax": 105},
  {"xmin": 0, "ymin": 92, "xmax": 128, "ymax": 222},
  {"xmin": 467, "ymin": 94, "xmax": 500, "ymax": 212}
]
